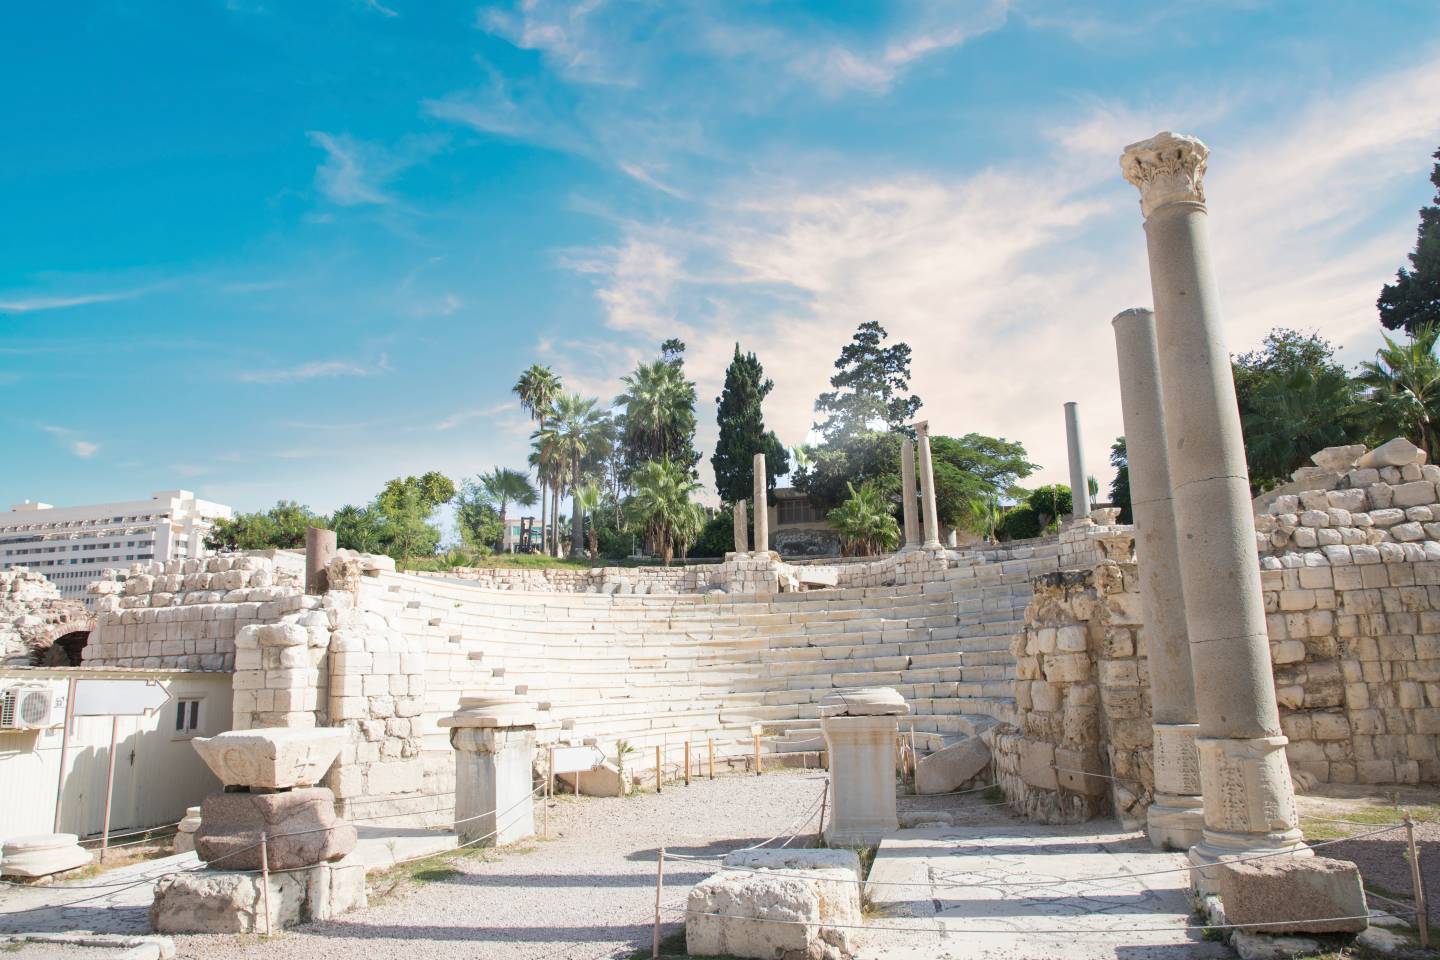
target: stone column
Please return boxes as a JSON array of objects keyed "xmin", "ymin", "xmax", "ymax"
[
  {"xmin": 752, "ymin": 453, "xmax": 770, "ymax": 555},
  {"xmin": 1064, "ymin": 403, "xmax": 1091, "ymax": 519},
  {"xmin": 305, "ymin": 526, "xmax": 337, "ymax": 595},
  {"xmin": 1122, "ymin": 132, "xmax": 1303, "ymax": 886},
  {"xmin": 900, "ymin": 438, "xmax": 920, "ymax": 550},
  {"xmin": 733, "ymin": 500, "xmax": 749, "ymax": 554},
  {"xmin": 441, "ymin": 696, "xmax": 537, "ymax": 846},
  {"xmin": 914, "ymin": 422, "xmax": 942, "ymax": 549},
  {"xmin": 820, "ymin": 688, "xmax": 909, "ymax": 846},
  {"xmin": 1111, "ymin": 307, "xmax": 1204, "ymax": 851}
]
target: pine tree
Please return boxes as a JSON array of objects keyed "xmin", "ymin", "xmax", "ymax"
[
  {"xmin": 1379, "ymin": 147, "xmax": 1440, "ymax": 335},
  {"xmin": 813, "ymin": 321, "xmax": 922, "ymax": 441},
  {"xmin": 711, "ymin": 344, "xmax": 790, "ymax": 505}
]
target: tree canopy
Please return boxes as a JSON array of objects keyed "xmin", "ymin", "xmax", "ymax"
[
  {"xmin": 616, "ymin": 348, "xmax": 699, "ymax": 482},
  {"xmin": 711, "ymin": 343, "xmax": 789, "ymax": 505},
  {"xmin": 1378, "ymin": 147, "xmax": 1440, "ymax": 336},
  {"xmin": 813, "ymin": 322, "xmax": 921, "ymax": 441}
]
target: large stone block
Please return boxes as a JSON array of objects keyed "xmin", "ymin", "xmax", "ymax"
[
  {"xmin": 196, "ymin": 787, "xmax": 356, "ymax": 870},
  {"xmin": 723, "ymin": 849, "xmax": 863, "ymax": 883},
  {"xmin": 150, "ymin": 855, "xmax": 365, "ymax": 934},
  {"xmin": 191, "ymin": 728, "xmax": 346, "ymax": 789},
  {"xmin": 686, "ymin": 868, "xmax": 858, "ymax": 960},
  {"xmin": 915, "ymin": 737, "xmax": 990, "ymax": 795},
  {"xmin": 1216, "ymin": 855, "xmax": 1367, "ymax": 934},
  {"xmin": 1358, "ymin": 438, "xmax": 1424, "ymax": 469}
]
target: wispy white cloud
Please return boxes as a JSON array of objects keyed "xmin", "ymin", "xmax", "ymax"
[
  {"xmin": 0, "ymin": 288, "xmax": 149, "ymax": 313},
  {"xmin": 307, "ymin": 132, "xmax": 446, "ymax": 206},
  {"xmin": 238, "ymin": 353, "xmax": 390, "ymax": 384},
  {"xmin": 41, "ymin": 425, "xmax": 100, "ymax": 459},
  {"xmin": 361, "ymin": 0, "xmax": 398, "ymax": 17},
  {"xmin": 435, "ymin": 402, "xmax": 512, "ymax": 431}
]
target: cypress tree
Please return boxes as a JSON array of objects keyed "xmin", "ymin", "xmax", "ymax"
[
  {"xmin": 711, "ymin": 344, "xmax": 790, "ymax": 505},
  {"xmin": 1379, "ymin": 147, "xmax": 1440, "ymax": 335}
]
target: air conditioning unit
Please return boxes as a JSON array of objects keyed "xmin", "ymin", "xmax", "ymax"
[{"xmin": 0, "ymin": 683, "xmax": 57, "ymax": 730}]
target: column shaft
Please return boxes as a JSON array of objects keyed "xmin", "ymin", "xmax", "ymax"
[
  {"xmin": 1064, "ymin": 402, "xmax": 1091, "ymax": 519},
  {"xmin": 915, "ymin": 423, "xmax": 942, "ymax": 549},
  {"xmin": 1112, "ymin": 307, "xmax": 1203, "ymax": 851},
  {"xmin": 752, "ymin": 453, "xmax": 770, "ymax": 554},
  {"xmin": 304, "ymin": 527, "xmax": 336, "ymax": 595},
  {"xmin": 1123, "ymin": 131, "xmax": 1302, "ymax": 882},
  {"xmin": 733, "ymin": 500, "xmax": 749, "ymax": 554},
  {"xmin": 900, "ymin": 439, "xmax": 920, "ymax": 549}
]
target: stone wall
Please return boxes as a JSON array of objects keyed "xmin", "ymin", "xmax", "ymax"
[
  {"xmin": 0, "ymin": 567, "xmax": 91, "ymax": 666},
  {"xmin": 82, "ymin": 555, "xmax": 305, "ymax": 671},
  {"xmin": 992, "ymin": 535, "xmax": 1151, "ymax": 826}
]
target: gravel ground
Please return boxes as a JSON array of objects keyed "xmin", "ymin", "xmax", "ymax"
[{"xmin": 172, "ymin": 770, "xmax": 849, "ymax": 960}]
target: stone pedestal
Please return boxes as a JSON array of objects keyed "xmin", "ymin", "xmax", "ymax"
[
  {"xmin": 913, "ymin": 422, "xmax": 942, "ymax": 549},
  {"xmin": 1064, "ymin": 402, "xmax": 1091, "ymax": 519},
  {"xmin": 752, "ymin": 453, "xmax": 769, "ymax": 554},
  {"xmin": 151, "ymin": 853, "xmax": 366, "ymax": 933},
  {"xmin": 1111, "ymin": 307, "xmax": 1204, "ymax": 851},
  {"xmin": 440, "ymin": 695, "xmax": 537, "ymax": 846},
  {"xmin": 196, "ymin": 787, "xmax": 357, "ymax": 870},
  {"xmin": 0, "ymin": 833, "xmax": 91, "ymax": 877},
  {"xmin": 1122, "ymin": 131, "xmax": 1304, "ymax": 890},
  {"xmin": 900, "ymin": 439, "xmax": 920, "ymax": 550},
  {"xmin": 174, "ymin": 806, "xmax": 202, "ymax": 854},
  {"xmin": 820, "ymin": 688, "xmax": 908, "ymax": 846},
  {"xmin": 450, "ymin": 727, "xmax": 537, "ymax": 845}
]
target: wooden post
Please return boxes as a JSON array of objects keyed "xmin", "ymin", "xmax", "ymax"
[
  {"xmin": 52, "ymin": 676, "xmax": 77, "ymax": 833},
  {"xmin": 655, "ymin": 745, "xmax": 662, "ymax": 793},
  {"xmin": 652, "ymin": 846, "xmax": 666, "ymax": 959},
  {"xmin": 817, "ymin": 780, "xmax": 829, "ymax": 845},
  {"xmin": 707, "ymin": 738, "xmax": 715, "ymax": 780},
  {"xmin": 260, "ymin": 832, "xmax": 273, "ymax": 937},
  {"xmin": 543, "ymin": 763, "xmax": 550, "ymax": 839},
  {"xmin": 100, "ymin": 716, "xmax": 120, "ymax": 862},
  {"xmin": 753, "ymin": 731, "xmax": 762, "ymax": 776},
  {"xmin": 684, "ymin": 741, "xmax": 691, "ymax": 786},
  {"xmin": 548, "ymin": 745, "xmax": 556, "ymax": 804},
  {"xmin": 908, "ymin": 724, "xmax": 918, "ymax": 784},
  {"xmin": 1407, "ymin": 816, "xmax": 1430, "ymax": 948}
]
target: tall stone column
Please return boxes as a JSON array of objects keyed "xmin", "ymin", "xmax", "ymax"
[
  {"xmin": 1122, "ymin": 132, "xmax": 1303, "ymax": 886},
  {"xmin": 900, "ymin": 438, "xmax": 920, "ymax": 550},
  {"xmin": 1111, "ymin": 307, "xmax": 1204, "ymax": 851},
  {"xmin": 1064, "ymin": 402, "xmax": 1091, "ymax": 519},
  {"xmin": 752, "ymin": 453, "xmax": 770, "ymax": 555},
  {"xmin": 733, "ymin": 500, "xmax": 749, "ymax": 554},
  {"xmin": 914, "ymin": 422, "xmax": 942, "ymax": 549}
]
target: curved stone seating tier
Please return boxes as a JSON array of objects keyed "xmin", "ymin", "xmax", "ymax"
[{"xmin": 364, "ymin": 538, "xmax": 1059, "ymax": 767}]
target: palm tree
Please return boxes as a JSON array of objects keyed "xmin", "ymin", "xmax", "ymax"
[
  {"xmin": 479, "ymin": 467, "xmax": 538, "ymax": 553},
  {"xmin": 616, "ymin": 359, "xmax": 695, "ymax": 467},
  {"xmin": 574, "ymin": 481, "xmax": 604, "ymax": 558},
  {"xmin": 537, "ymin": 393, "xmax": 613, "ymax": 558},
  {"xmin": 625, "ymin": 458, "xmax": 702, "ymax": 565},
  {"xmin": 1358, "ymin": 324, "xmax": 1440, "ymax": 462},
  {"xmin": 962, "ymin": 492, "xmax": 1004, "ymax": 543},
  {"xmin": 827, "ymin": 481, "xmax": 900, "ymax": 557},
  {"xmin": 514, "ymin": 365, "xmax": 563, "ymax": 554}
]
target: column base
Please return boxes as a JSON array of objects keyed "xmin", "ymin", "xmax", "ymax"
[
  {"xmin": 1187, "ymin": 827, "xmax": 1310, "ymax": 894},
  {"xmin": 1146, "ymin": 795, "xmax": 1205, "ymax": 851}
]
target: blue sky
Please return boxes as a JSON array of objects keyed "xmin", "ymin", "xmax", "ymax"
[{"xmin": 4, "ymin": 1, "xmax": 1439, "ymax": 522}]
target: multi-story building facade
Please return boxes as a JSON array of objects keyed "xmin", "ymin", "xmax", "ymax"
[{"xmin": 0, "ymin": 490, "xmax": 233, "ymax": 603}]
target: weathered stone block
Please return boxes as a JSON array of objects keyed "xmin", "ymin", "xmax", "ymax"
[
  {"xmin": 196, "ymin": 787, "xmax": 356, "ymax": 870},
  {"xmin": 686, "ymin": 868, "xmax": 858, "ymax": 960},
  {"xmin": 1018, "ymin": 739, "xmax": 1057, "ymax": 791},
  {"xmin": 1216, "ymin": 856, "xmax": 1367, "ymax": 934},
  {"xmin": 915, "ymin": 737, "xmax": 990, "ymax": 794}
]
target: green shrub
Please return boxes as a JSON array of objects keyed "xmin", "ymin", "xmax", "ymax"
[
  {"xmin": 692, "ymin": 511, "xmax": 739, "ymax": 557},
  {"xmin": 999, "ymin": 504, "xmax": 1041, "ymax": 541}
]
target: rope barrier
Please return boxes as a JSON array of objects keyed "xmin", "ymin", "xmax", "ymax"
[{"xmin": 667, "ymin": 903, "xmax": 1386, "ymax": 936}]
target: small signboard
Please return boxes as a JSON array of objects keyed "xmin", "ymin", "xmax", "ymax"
[
  {"xmin": 72, "ymin": 679, "xmax": 171, "ymax": 717},
  {"xmin": 551, "ymin": 745, "xmax": 606, "ymax": 774}
]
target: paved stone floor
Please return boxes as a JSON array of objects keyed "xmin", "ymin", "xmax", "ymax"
[{"xmin": 856, "ymin": 823, "xmax": 1231, "ymax": 960}]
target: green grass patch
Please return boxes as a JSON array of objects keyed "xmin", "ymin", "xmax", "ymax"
[{"xmin": 1300, "ymin": 803, "xmax": 1440, "ymax": 842}]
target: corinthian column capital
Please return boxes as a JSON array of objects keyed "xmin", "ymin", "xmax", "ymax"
[{"xmin": 1120, "ymin": 131, "xmax": 1209, "ymax": 219}]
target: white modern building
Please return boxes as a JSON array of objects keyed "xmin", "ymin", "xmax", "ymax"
[{"xmin": 0, "ymin": 491, "xmax": 233, "ymax": 603}]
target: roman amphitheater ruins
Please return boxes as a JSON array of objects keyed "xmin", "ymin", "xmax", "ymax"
[{"xmin": 2, "ymin": 132, "xmax": 1432, "ymax": 957}]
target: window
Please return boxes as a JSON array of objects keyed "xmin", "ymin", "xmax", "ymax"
[
  {"xmin": 777, "ymin": 497, "xmax": 821, "ymax": 526},
  {"xmin": 174, "ymin": 698, "xmax": 202, "ymax": 735}
]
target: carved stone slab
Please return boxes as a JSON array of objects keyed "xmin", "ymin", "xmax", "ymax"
[{"xmin": 192, "ymin": 727, "xmax": 346, "ymax": 789}]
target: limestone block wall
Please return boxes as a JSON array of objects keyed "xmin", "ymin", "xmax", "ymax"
[
  {"xmin": 82, "ymin": 555, "xmax": 304, "ymax": 670},
  {"xmin": 992, "ymin": 549, "xmax": 1151, "ymax": 826}
]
